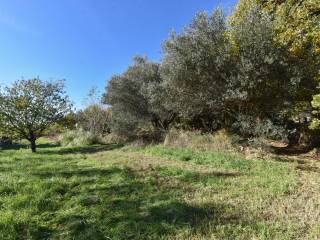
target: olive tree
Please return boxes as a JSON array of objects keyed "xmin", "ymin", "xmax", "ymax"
[
  {"xmin": 0, "ymin": 78, "xmax": 72, "ymax": 152},
  {"xmin": 104, "ymin": 56, "xmax": 175, "ymax": 138},
  {"xmin": 228, "ymin": 5, "xmax": 317, "ymax": 141},
  {"xmin": 227, "ymin": 6, "xmax": 296, "ymax": 116},
  {"xmin": 161, "ymin": 9, "xmax": 233, "ymax": 130}
]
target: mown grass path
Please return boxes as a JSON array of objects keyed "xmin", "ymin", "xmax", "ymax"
[{"xmin": 0, "ymin": 142, "xmax": 319, "ymax": 239}]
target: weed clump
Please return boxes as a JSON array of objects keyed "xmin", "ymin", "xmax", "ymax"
[{"xmin": 59, "ymin": 129, "xmax": 102, "ymax": 147}]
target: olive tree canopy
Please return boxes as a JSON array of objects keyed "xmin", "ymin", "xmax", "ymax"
[
  {"xmin": 104, "ymin": 57, "xmax": 175, "ymax": 138},
  {"xmin": 161, "ymin": 9, "xmax": 233, "ymax": 130}
]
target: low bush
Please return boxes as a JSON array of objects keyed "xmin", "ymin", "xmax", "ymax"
[
  {"xmin": 59, "ymin": 129, "xmax": 102, "ymax": 147},
  {"xmin": 231, "ymin": 115, "xmax": 288, "ymax": 141}
]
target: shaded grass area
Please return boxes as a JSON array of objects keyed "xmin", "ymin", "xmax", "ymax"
[{"xmin": 0, "ymin": 141, "xmax": 315, "ymax": 239}]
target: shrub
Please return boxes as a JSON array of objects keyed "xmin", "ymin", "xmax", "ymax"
[
  {"xmin": 77, "ymin": 104, "xmax": 111, "ymax": 135},
  {"xmin": 164, "ymin": 129, "xmax": 235, "ymax": 152},
  {"xmin": 123, "ymin": 125, "xmax": 165, "ymax": 147},
  {"xmin": 59, "ymin": 129, "xmax": 101, "ymax": 147},
  {"xmin": 232, "ymin": 115, "xmax": 288, "ymax": 141}
]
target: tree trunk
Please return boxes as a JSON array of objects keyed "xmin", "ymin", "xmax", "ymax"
[{"xmin": 30, "ymin": 138, "xmax": 37, "ymax": 153}]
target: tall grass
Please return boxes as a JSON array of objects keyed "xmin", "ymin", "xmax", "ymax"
[
  {"xmin": 59, "ymin": 129, "xmax": 102, "ymax": 147},
  {"xmin": 164, "ymin": 129, "xmax": 235, "ymax": 152}
]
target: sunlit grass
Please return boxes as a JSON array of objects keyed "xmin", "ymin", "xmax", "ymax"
[{"xmin": 0, "ymin": 141, "xmax": 318, "ymax": 239}]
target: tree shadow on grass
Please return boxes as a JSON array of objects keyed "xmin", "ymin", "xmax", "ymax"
[
  {"xmin": 0, "ymin": 141, "xmax": 59, "ymax": 151},
  {"xmin": 271, "ymin": 145, "xmax": 313, "ymax": 156},
  {"xmin": 296, "ymin": 164, "xmax": 320, "ymax": 173},
  {"xmin": 39, "ymin": 144, "xmax": 123, "ymax": 155},
  {"xmin": 36, "ymin": 166, "xmax": 255, "ymax": 239},
  {"xmin": 37, "ymin": 142, "xmax": 61, "ymax": 149},
  {"xmin": 1, "ymin": 141, "xmax": 123, "ymax": 156},
  {"xmin": 5, "ymin": 152, "xmax": 257, "ymax": 239},
  {"xmin": 273, "ymin": 156, "xmax": 307, "ymax": 164},
  {"xmin": 0, "ymin": 142, "xmax": 28, "ymax": 151},
  {"xmin": 33, "ymin": 166, "xmax": 124, "ymax": 179}
]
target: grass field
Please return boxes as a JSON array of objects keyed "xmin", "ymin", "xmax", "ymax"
[{"xmin": 0, "ymin": 140, "xmax": 319, "ymax": 239}]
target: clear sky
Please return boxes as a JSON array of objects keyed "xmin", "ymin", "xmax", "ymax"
[{"xmin": 0, "ymin": 0, "xmax": 237, "ymax": 109}]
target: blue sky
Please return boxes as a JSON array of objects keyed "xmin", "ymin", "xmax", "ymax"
[{"xmin": 0, "ymin": 0, "xmax": 237, "ymax": 109}]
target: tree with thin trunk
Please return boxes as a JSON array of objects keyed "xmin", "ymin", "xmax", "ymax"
[{"xmin": 0, "ymin": 78, "xmax": 72, "ymax": 152}]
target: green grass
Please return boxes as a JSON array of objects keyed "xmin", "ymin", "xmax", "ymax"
[{"xmin": 0, "ymin": 140, "xmax": 318, "ymax": 239}]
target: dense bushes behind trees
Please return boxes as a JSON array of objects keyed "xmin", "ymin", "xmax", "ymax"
[
  {"xmin": 104, "ymin": 3, "xmax": 320, "ymax": 147},
  {"xmin": 77, "ymin": 104, "xmax": 111, "ymax": 135},
  {"xmin": 57, "ymin": 87, "xmax": 113, "ymax": 146}
]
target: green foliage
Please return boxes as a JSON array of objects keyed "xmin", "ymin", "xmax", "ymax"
[
  {"xmin": 161, "ymin": 9, "xmax": 231, "ymax": 125},
  {"xmin": 0, "ymin": 78, "xmax": 71, "ymax": 152},
  {"xmin": 76, "ymin": 87, "xmax": 112, "ymax": 135},
  {"xmin": 57, "ymin": 112, "xmax": 78, "ymax": 130},
  {"xmin": 231, "ymin": 0, "xmax": 320, "ymax": 133},
  {"xmin": 99, "ymin": 3, "xmax": 318, "ymax": 144},
  {"xmin": 310, "ymin": 94, "xmax": 320, "ymax": 129},
  {"xmin": 231, "ymin": 0, "xmax": 320, "ymax": 62},
  {"xmin": 103, "ymin": 3, "xmax": 319, "ymax": 146},
  {"xmin": 108, "ymin": 109, "xmax": 145, "ymax": 140},
  {"xmin": 265, "ymin": 0, "xmax": 319, "ymax": 67},
  {"xmin": 77, "ymin": 105, "xmax": 111, "ymax": 135},
  {"xmin": 43, "ymin": 112, "xmax": 78, "ymax": 136},
  {"xmin": 232, "ymin": 115, "xmax": 288, "ymax": 141},
  {"xmin": 227, "ymin": 5, "xmax": 316, "ymax": 123},
  {"xmin": 104, "ymin": 57, "xmax": 175, "ymax": 138}
]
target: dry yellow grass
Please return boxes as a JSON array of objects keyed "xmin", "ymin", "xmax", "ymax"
[{"xmin": 164, "ymin": 129, "xmax": 235, "ymax": 152}]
